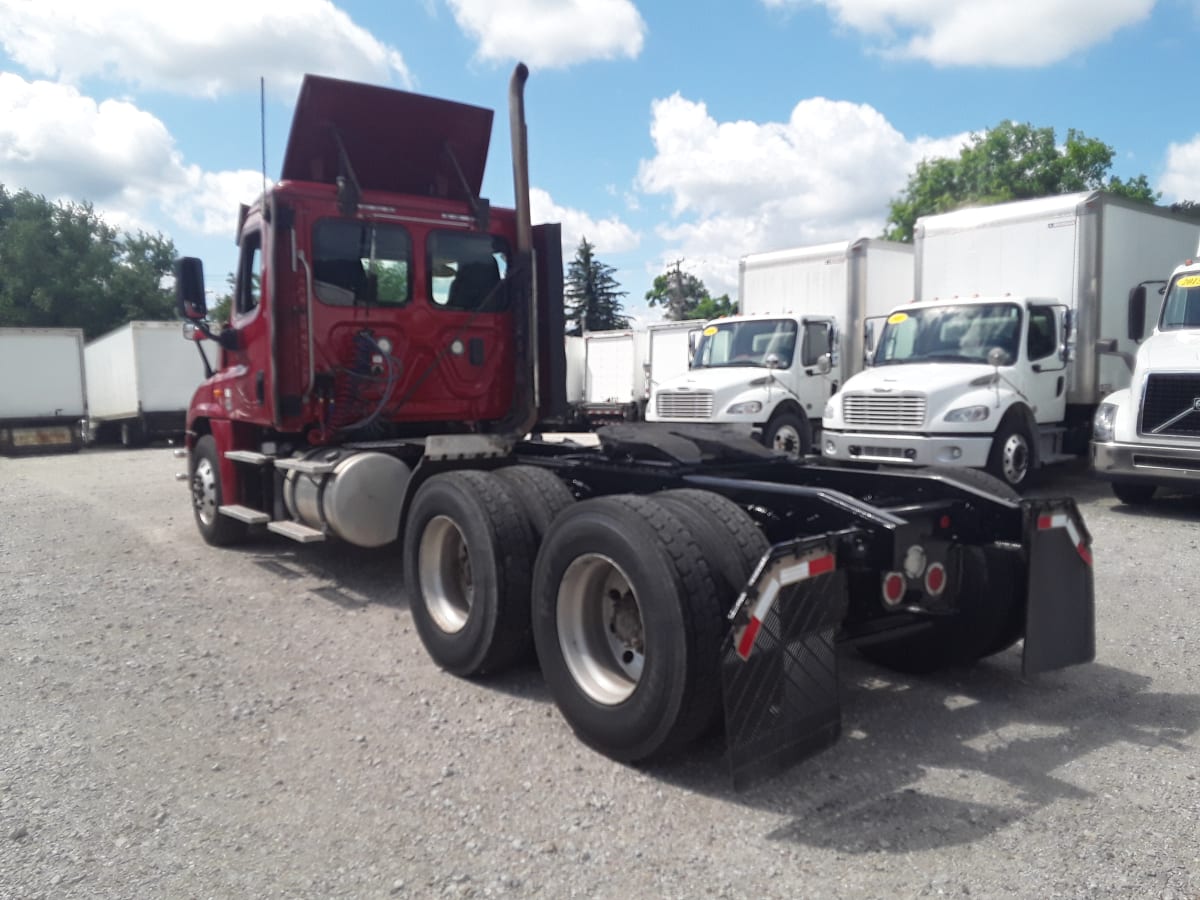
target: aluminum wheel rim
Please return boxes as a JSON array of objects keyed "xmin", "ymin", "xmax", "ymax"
[
  {"xmin": 557, "ymin": 554, "xmax": 644, "ymax": 706},
  {"xmin": 1001, "ymin": 433, "xmax": 1029, "ymax": 484},
  {"xmin": 418, "ymin": 515, "xmax": 473, "ymax": 634},
  {"xmin": 192, "ymin": 457, "xmax": 218, "ymax": 526},
  {"xmin": 772, "ymin": 424, "xmax": 802, "ymax": 457}
]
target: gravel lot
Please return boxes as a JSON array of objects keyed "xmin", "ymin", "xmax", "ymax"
[{"xmin": 1, "ymin": 447, "xmax": 1198, "ymax": 899}]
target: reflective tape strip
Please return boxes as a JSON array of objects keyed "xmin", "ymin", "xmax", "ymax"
[
  {"xmin": 735, "ymin": 553, "xmax": 836, "ymax": 660},
  {"xmin": 1037, "ymin": 513, "xmax": 1092, "ymax": 566}
]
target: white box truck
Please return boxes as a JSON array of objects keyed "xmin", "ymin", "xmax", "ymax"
[
  {"xmin": 646, "ymin": 238, "xmax": 913, "ymax": 455},
  {"xmin": 575, "ymin": 328, "xmax": 649, "ymax": 427},
  {"xmin": 642, "ymin": 320, "xmax": 702, "ymax": 404},
  {"xmin": 821, "ymin": 191, "xmax": 1200, "ymax": 488},
  {"xmin": 1092, "ymin": 251, "xmax": 1200, "ymax": 503},
  {"xmin": 84, "ymin": 320, "xmax": 208, "ymax": 445},
  {"xmin": 0, "ymin": 327, "xmax": 86, "ymax": 454}
]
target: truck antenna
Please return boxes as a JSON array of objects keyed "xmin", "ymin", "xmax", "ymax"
[{"xmin": 260, "ymin": 76, "xmax": 268, "ymax": 202}]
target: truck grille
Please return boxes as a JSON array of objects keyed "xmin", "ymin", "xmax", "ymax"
[
  {"xmin": 842, "ymin": 393, "xmax": 927, "ymax": 429},
  {"xmin": 1140, "ymin": 374, "xmax": 1200, "ymax": 437},
  {"xmin": 655, "ymin": 390, "xmax": 714, "ymax": 419}
]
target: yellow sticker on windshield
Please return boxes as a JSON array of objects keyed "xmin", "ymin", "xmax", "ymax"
[
  {"xmin": 702, "ymin": 326, "xmax": 718, "ymax": 336},
  {"xmin": 1178, "ymin": 275, "xmax": 1200, "ymax": 288},
  {"xmin": 887, "ymin": 312, "xmax": 909, "ymax": 324}
]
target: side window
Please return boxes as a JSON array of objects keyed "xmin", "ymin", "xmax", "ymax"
[
  {"xmin": 801, "ymin": 322, "xmax": 831, "ymax": 367},
  {"xmin": 429, "ymin": 231, "xmax": 510, "ymax": 312},
  {"xmin": 1027, "ymin": 307, "xmax": 1057, "ymax": 361},
  {"xmin": 236, "ymin": 231, "xmax": 262, "ymax": 316}
]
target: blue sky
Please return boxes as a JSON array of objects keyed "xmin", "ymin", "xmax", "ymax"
[{"xmin": 1, "ymin": 0, "xmax": 1197, "ymax": 323}]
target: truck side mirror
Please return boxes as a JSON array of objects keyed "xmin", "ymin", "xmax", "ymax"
[
  {"xmin": 1127, "ymin": 285, "xmax": 1147, "ymax": 342},
  {"xmin": 816, "ymin": 353, "xmax": 832, "ymax": 375},
  {"xmin": 175, "ymin": 257, "xmax": 207, "ymax": 320},
  {"xmin": 987, "ymin": 347, "xmax": 1012, "ymax": 368}
]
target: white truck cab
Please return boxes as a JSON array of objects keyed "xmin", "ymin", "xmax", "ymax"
[
  {"xmin": 1092, "ymin": 262, "xmax": 1200, "ymax": 502},
  {"xmin": 822, "ymin": 296, "xmax": 1070, "ymax": 486},
  {"xmin": 647, "ymin": 313, "xmax": 836, "ymax": 454},
  {"xmin": 646, "ymin": 239, "xmax": 912, "ymax": 455}
]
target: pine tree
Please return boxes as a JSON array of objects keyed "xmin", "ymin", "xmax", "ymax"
[{"xmin": 565, "ymin": 237, "xmax": 629, "ymax": 334}]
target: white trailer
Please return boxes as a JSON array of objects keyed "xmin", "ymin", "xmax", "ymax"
[
  {"xmin": 646, "ymin": 238, "xmax": 913, "ymax": 455},
  {"xmin": 822, "ymin": 191, "xmax": 1200, "ymax": 488},
  {"xmin": 84, "ymin": 320, "xmax": 208, "ymax": 445},
  {"xmin": 563, "ymin": 335, "xmax": 585, "ymax": 405},
  {"xmin": 576, "ymin": 329, "xmax": 649, "ymax": 426},
  {"xmin": 0, "ymin": 327, "xmax": 86, "ymax": 454},
  {"xmin": 642, "ymin": 320, "xmax": 702, "ymax": 404}
]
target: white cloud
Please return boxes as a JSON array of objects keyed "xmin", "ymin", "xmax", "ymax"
[
  {"xmin": 636, "ymin": 92, "xmax": 967, "ymax": 295},
  {"xmin": 0, "ymin": 75, "xmax": 265, "ymax": 241},
  {"xmin": 1159, "ymin": 137, "xmax": 1200, "ymax": 203},
  {"xmin": 531, "ymin": 187, "xmax": 640, "ymax": 257},
  {"xmin": 0, "ymin": 0, "xmax": 411, "ymax": 98},
  {"xmin": 765, "ymin": 0, "xmax": 1154, "ymax": 67},
  {"xmin": 446, "ymin": 0, "xmax": 646, "ymax": 68}
]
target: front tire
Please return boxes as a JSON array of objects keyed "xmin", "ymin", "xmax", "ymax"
[
  {"xmin": 531, "ymin": 495, "xmax": 724, "ymax": 762},
  {"xmin": 987, "ymin": 419, "xmax": 1033, "ymax": 489},
  {"xmin": 403, "ymin": 471, "xmax": 537, "ymax": 677},
  {"xmin": 761, "ymin": 410, "xmax": 811, "ymax": 459},
  {"xmin": 1112, "ymin": 481, "xmax": 1156, "ymax": 505},
  {"xmin": 190, "ymin": 435, "xmax": 248, "ymax": 547}
]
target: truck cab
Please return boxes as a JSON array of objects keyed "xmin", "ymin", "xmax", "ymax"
[
  {"xmin": 1092, "ymin": 263, "xmax": 1200, "ymax": 502},
  {"xmin": 822, "ymin": 296, "xmax": 1071, "ymax": 488},
  {"xmin": 644, "ymin": 312, "xmax": 836, "ymax": 456}
]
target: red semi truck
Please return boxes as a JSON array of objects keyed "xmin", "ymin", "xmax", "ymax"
[{"xmin": 175, "ymin": 65, "xmax": 1095, "ymax": 785}]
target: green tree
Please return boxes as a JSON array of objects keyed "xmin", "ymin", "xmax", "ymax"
[
  {"xmin": 885, "ymin": 122, "xmax": 1160, "ymax": 242},
  {"xmin": 645, "ymin": 264, "xmax": 735, "ymax": 321},
  {"xmin": 0, "ymin": 184, "xmax": 177, "ymax": 338},
  {"xmin": 565, "ymin": 237, "xmax": 629, "ymax": 334}
]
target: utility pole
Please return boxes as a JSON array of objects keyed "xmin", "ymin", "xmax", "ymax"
[{"xmin": 667, "ymin": 258, "xmax": 686, "ymax": 320}]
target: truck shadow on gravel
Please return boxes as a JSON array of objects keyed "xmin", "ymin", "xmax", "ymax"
[
  {"xmin": 229, "ymin": 538, "xmax": 408, "ymax": 610},
  {"xmin": 645, "ymin": 654, "xmax": 1200, "ymax": 853}
]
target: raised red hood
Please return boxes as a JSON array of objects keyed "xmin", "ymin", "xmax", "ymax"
[{"xmin": 281, "ymin": 74, "xmax": 493, "ymax": 201}]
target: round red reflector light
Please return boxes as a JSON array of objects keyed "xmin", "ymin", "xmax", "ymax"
[
  {"xmin": 881, "ymin": 572, "xmax": 906, "ymax": 606},
  {"xmin": 939, "ymin": 515, "xmax": 951, "ymax": 530},
  {"xmin": 925, "ymin": 562, "xmax": 947, "ymax": 596}
]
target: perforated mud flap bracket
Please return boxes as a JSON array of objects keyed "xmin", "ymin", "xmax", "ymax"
[
  {"xmin": 1021, "ymin": 499, "xmax": 1095, "ymax": 676},
  {"xmin": 721, "ymin": 535, "xmax": 847, "ymax": 790}
]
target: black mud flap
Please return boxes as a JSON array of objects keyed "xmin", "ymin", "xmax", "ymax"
[
  {"xmin": 721, "ymin": 536, "xmax": 848, "ymax": 790},
  {"xmin": 1021, "ymin": 499, "xmax": 1095, "ymax": 676}
]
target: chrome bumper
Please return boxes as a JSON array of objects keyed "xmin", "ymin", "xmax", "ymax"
[{"xmin": 1091, "ymin": 439, "xmax": 1200, "ymax": 486}]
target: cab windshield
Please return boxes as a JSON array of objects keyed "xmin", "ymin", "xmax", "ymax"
[
  {"xmin": 693, "ymin": 318, "xmax": 797, "ymax": 369},
  {"xmin": 1159, "ymin": 275, "xmax": 1200, "ymax": 331},
  {"xmin": 875, "ymin": 303, "xmax": 1022, "ymax": 366}
]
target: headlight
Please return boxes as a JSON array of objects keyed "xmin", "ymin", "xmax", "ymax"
[
  {"xmin": 944, "ymin": 404, "xmax": 989, "ymax": 423},
  {"xmin": 1093, "ymin": 402, "xmax": 1118, "ymax": 442},
  {"xmin": 726, "ymin": 400, "xmax": 762, "ymax": 415},
  {"xmin": 823, "ymin": 400, "xmax": 836, "ymax": 420}
]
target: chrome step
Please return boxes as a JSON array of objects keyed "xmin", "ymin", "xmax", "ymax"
[
  {"xmin": 219, "ymin": 504, "xmax": 270, "ymax": 524},
  {"xmin": 273, "ymin": 457, "xmax": 336, "ymax": 475},
  {"xmin": 267, "ymin": 520, "xmax": 326, "ymax": 542},
  {"xmin": 225, "ymin": 450, "xmax": 272, "ymax": 465}
]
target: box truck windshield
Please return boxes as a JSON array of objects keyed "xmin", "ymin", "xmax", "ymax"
[
  {"xmin": 875, "ymin": 303, "xmax": 1022, "ymax": 366},
  {"xmin": 694, "ymin": 318, "xmax": 797, "ymax": 369}
]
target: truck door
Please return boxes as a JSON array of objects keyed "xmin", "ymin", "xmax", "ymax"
[
  {"xmin": 788, "ymin": 318, "xmax": 837, "ymax": 420},
  {"xmin": 222, "ymin": 217, "xmax": 275, "ymax": 425},
  {"xmin": 1025, "ymin": 304, "xmax": 1068, "ymax": 424}
]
